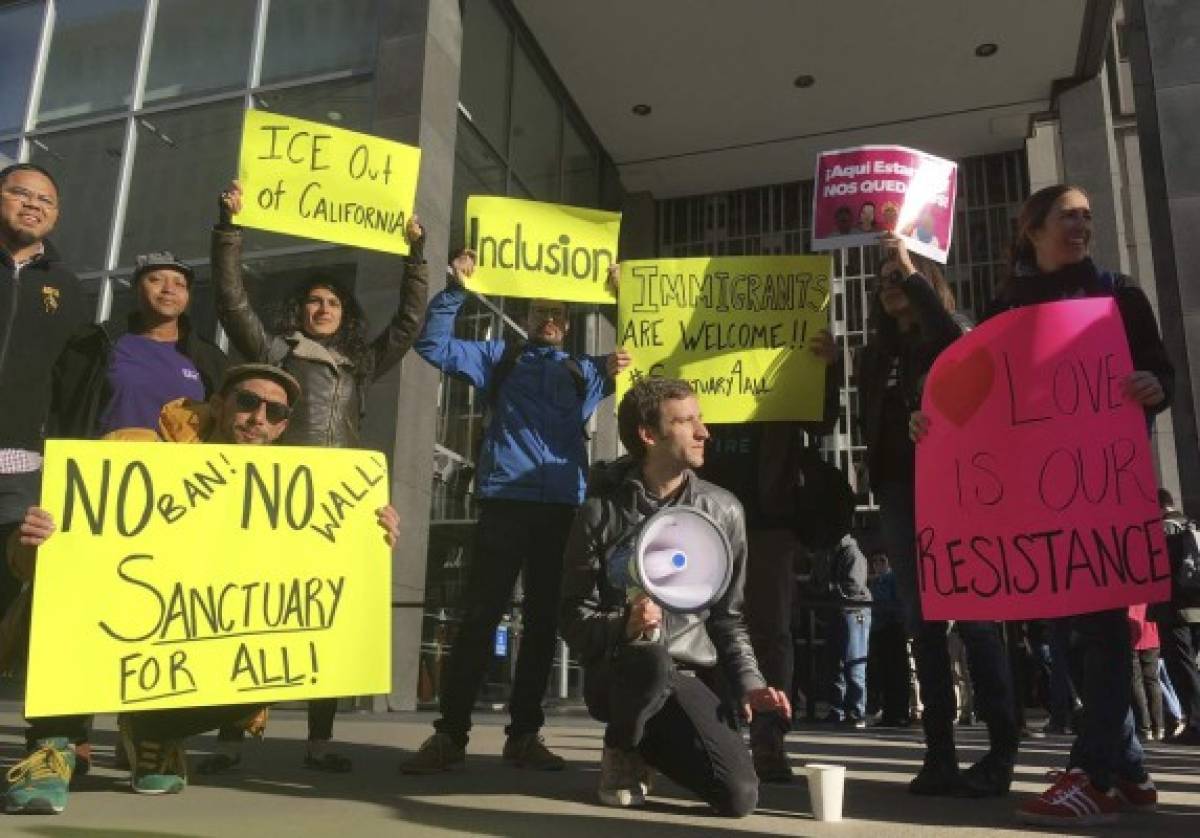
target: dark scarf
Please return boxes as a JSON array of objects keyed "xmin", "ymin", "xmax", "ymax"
[{"xmin": 1004, "ymin": 257, "xmax": 1108, "ymax": 306}]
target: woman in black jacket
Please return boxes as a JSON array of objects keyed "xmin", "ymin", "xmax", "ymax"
[
  {"xmin": 48, "ymin": 252, "xmax": 227, "ymax": 439},
  {"xmin": 857, "ymin": 233, "xmax": 1018, "ymax": 798},
  {"xmin": 964, "ymin": 184, "xmax": 1171, "ymax": 828}
]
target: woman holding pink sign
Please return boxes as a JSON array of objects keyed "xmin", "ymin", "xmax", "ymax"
[
  {"xmin": 913, "ymin": 184, "xmax": 1174, "ymax": 826},
  {"xmin": 858, "ymin": 233, "xmax": 1019, "ymax": 800}
]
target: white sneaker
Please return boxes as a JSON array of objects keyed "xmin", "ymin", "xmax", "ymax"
[{"xmin": 598, "ymin": 747, "xmax": 650, "ymax": 808}]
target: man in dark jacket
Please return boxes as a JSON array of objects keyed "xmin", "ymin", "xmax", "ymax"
[
  {"xmin": 822, "ymin": 534, "xmax": 873, "ymax": 727},
  {"xmin": 1150, "ymin": 488, "xmax": 1200, "ymax": 745},
  {"xmin": 0, "ymin": 163, "xmax": 84, "ymax": 616},
  {"xmin": 402, "ymin": 253, "xmax": 630, "ymax": 773},
  {"xmin": 559, "ymin": 378, "xmax": 789, "ymax": 815},
  {"xmin": 47, "ymin": 251, "xmax": 227, "ymax": 439},
  {"xmin": 696, "ymin": 330, "xmax": 840, "ymax": 781}
]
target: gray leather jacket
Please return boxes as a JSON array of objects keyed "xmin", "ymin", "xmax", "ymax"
[
  {"xmin": 559, "ymin": 458, "xmax": 766, "ymax": 698},
  {"xmin": 212, "ymin": 227, "xmax": 428, "ymax": 448}
]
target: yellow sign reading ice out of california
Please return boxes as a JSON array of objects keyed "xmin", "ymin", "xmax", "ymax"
[
  {"xmin": 466, "ymin": 196, "xmax": 621, "ymax": 303},
  {"xmin": 617, "ymin": 255, "xmax": 832, "ymax": 423},
  {"xmin": 25, "ymin": 440, "xmax": 392, "ymax": 717},
  {"xmin": 235, "ymin": 109, "xmax": 421, "ymax": 255}
]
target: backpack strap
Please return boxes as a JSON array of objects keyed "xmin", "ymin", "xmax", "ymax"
[{"xmin": 486, "ymin": 339, "xmax": 527, "ymax": 410}]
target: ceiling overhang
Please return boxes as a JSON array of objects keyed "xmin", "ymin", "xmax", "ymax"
[{"xmin": 513, "ymin": 0, "xmax": 1113, "ymax": 198}]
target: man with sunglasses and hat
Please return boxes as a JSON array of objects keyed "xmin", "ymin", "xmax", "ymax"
[{"xmin": 4, "ymin": 363, "xmax": 400, "ymax": 812}]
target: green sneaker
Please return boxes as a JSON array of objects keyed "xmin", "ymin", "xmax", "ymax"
[
  {"xmin": 4, "ymin": 737, "xmax": 75, "ymax": 814},
  {"xmin": 126, "ymin": 737, "xmax": 188, "ymax": 795}
]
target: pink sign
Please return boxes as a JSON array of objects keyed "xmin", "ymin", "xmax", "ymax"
[
  {"xmin": 916, "ymin": 299, "xmax": 1171, "ymax": 621},
  {"xmin": 811, "ymin": 145, "xmax": 957, "ymax": 263}
]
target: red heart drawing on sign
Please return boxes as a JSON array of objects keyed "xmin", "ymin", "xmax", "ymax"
[{"xmin": 929, "ymin": 346, "xmax": 995, "ymax": 427}]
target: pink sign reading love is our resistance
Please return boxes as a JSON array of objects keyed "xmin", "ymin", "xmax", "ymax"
[
  {"xmin": 811, "ymin": 145, "xmax": 956, "ymax": 263},
  {"xmin": 916, "ymin": 298, "xmax": 1171, "ymax": 622}
]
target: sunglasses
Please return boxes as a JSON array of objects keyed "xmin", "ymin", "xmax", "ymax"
[{"xmin": 233, "ymin": 389, "xmax": 291, "ymax": 424}]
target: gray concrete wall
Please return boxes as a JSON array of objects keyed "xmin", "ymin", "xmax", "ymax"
[
  {"xmin": 356, "ymin": 0, "xmax": 463, "ymax": 711},
  {"xmin": 1058, "ymin": 69, "xmax": 1130, "ymax": 274},
  {"xmin": 1127, "ymin": 0, "xmax": 1200, "ymax": 516}
]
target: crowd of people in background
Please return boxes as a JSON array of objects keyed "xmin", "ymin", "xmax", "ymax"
[{"xmin": 1, "ymin": 156, "xmax": 1197, "ymax": 830}]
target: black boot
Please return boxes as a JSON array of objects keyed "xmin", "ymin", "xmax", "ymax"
[
  {"xmin": 908, "ymin": 753, "xmax": 964, "ymax": 796},
  {"xmin": 959, "ymin": 751, "xmax": 1014, "ymax": 797}
]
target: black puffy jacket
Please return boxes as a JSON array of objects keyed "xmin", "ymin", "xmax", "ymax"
[
  {"xmin": 559, "ymin": 458, "xmax": 766, "ymax": 698},
  {"xmin": 212, "ymin": 227, "xmax": 428, "ymax": 448}
]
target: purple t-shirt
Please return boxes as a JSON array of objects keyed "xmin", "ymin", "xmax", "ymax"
[{"xmin": 96, "ymin": 334, "xmax": 205, "ymax": 435}]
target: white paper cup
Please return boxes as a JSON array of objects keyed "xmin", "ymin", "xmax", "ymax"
[{"xmin": 805, "ymin": 763, "xmax": 846, "ymax": 822}]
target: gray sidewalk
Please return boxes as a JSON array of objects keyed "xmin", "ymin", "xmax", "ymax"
[{"xmin": 1, "ymin": 702, "xmax": 1197, "ymax": 837}]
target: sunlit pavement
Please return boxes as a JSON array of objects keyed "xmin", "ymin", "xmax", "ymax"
[{"xmin": 1, "ymin": 702, "xmax": 1197, "ymax": 837}]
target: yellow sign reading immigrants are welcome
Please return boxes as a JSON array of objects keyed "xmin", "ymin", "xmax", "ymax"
[
  {"xmin": 25, "ymin": 441, "xmax": 392, "ymax": 717},
  {"xmin": 235, "ymin": 109, "xmax": 421, "ymax": 255},
  {"xmin": 466, "ymin": 196, "xmax": 621, "ymax": 303},
  {"xmin": 617, "ymin": 255, "xmax": 833, "ymax": 423}
]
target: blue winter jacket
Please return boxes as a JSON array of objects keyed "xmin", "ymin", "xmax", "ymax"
[{"xmin": 415, "ymin": 285, "xmax": 613, "ymax": 505}]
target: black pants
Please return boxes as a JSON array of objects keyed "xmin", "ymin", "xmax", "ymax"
[
  {"xmin": 1156, "ymin": 621, "xmax": 1200, "ymax": 728},
  {"xmin": 26, "ymin": 715, "xmax": 91, "ymax": 747},
  {"xmin": 1130, "ymin": 648, "xmax": 1163, "ymax": 734},
  {"xmin": 743, "ymin": 528, "xmax": 798, "ymax": 741},
  {"xmin": 434, "ymin": 499, "xmax": 575, "ymax": 745},
  {"xmin": 215, "ymin": 698, "xmax": 338, "ymax": 744},
  {"xmin": 129, "ymin": 704, "xmax": 266, "ymax": 743},
  {"xmin": 868, "ymin": 623, "xmax": 911, "ymax": 722},
  {"xmin": 584, "ymin": 642, "xmax": 758, "ymax": 818}
]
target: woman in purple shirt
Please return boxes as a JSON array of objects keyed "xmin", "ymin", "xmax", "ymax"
[{"xmin": 48, "ymin": 251, "xmax": 227, "ymax": 438}]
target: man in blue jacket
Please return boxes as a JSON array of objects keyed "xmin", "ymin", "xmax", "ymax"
[{"xmin": 403, "ymin": 249, "xmax": 629, "ymax": 773}]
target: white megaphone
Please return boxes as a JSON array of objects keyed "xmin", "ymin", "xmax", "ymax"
[{"xmin": 606, "ymin": 506, "xmax": 733, "ymax": 640}]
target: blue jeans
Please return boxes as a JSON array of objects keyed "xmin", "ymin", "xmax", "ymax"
[
  {"xmin": 1048, "ymin": 618, "xmax": 1079, "ymax": 727},
  {"xmin": 876, "ymin": 480, "xmax": 1018, "ymax": 765},
  {"xmin": 829, "ymin": 609, "xmax": 871, "ymax": 721},
  {"xmin": 1066, "ymin": 609, "xmax": 1145, "ymax": 789}
]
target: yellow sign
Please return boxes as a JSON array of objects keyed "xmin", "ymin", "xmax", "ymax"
[
  {"xmin": 25, "ymin": 441, "xmax": 392, "ymax": 717},
  {"xmin": 617, "ymin": 255, "xmax": 832, "ymax": 423},
  {"xmin": 235, "ymin": 109, "xmax": 421, "ymax": 255},
  {"xmin": 466, "ymin": 195, "xmax": 621, "ymax": 303}
]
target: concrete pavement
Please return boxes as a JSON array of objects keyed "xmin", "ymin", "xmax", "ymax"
[{"xmin": 1, "ymin": 702, "xmax": 1197, "ymax": 837}]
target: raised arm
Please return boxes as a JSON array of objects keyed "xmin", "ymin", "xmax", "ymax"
[
  {"xmin": 367, "ymin": 216, "xmax": 430, "ymax": 381},
  {"xmin": 212, "ymin": 181, "xmax": 273, "ymax": 362},
  {"xmin": 413, "ymin": 279, "xmax": 504, "ymax": 391}
]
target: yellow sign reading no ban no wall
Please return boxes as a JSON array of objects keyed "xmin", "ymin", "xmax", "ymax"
[
  {"xmin": 235, "ymin": 109, "xmax": 422, "ymax": 255},
  {"xmin": 25, "ymin": 440, "xmax": 392, "ymax": 717},
  {"xmin": 617, "ymin": 255, "xmax": 832, "ymax": 423},
  {"xmin": 465, "ymin": 196, "xmax": 621, "ymax": 303}
]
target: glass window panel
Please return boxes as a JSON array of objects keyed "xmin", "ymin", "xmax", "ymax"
[
  {"xmin": 451, "ymin": 120, "xmax": 506, "ymax": 251},
  {"xmin": 261, "ymin": 0, "xmax": 378, "ymax": 84},
  {"xmin": 143, "ymin": 0, "xmax": 255, "ymax": 105},
  {"xmin": 120, "ymin": 99, "xmax": 244, "ymax": 264},
  {"xmin": 509, "ymin": 48, "xmax": 560, "ymax": 201},
  {"xmin": 460, "ymin": 0, "xmax": 511, "ymax": 157},
  {"xmin": 562, "ymin": 118, "xmax": 597, "ymax": 207},
  {"xmin": 243, "ymin": 78, "xmax": 376, "ymax": 252},
  {"xmin": 29, "ymin": 120, "xmax": 126, "ymax": 272},
  {"xmin": 0, "ymin": 1, "xmax": 44, "ymax": 134},
  {"xmin": 0, "ymin": 141, "xmax": 19, "ymax": 168},
  {"xmin": 37, "ymin": 0, "xmax": 144, "ymax": 126}
]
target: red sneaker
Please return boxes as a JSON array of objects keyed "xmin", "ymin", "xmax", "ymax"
[
  {"xmin": 1114, "ymin": 775, "xmax": 1157, "ymax": 811},
  {"xmin": 1016, "ymin": 769, "xmax": 1120, "ymax": 826}
]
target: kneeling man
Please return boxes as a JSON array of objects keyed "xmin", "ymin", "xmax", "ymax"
[{"xmin": 559, "ymin": 378, "xmax": 789, "ymax": 816}]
